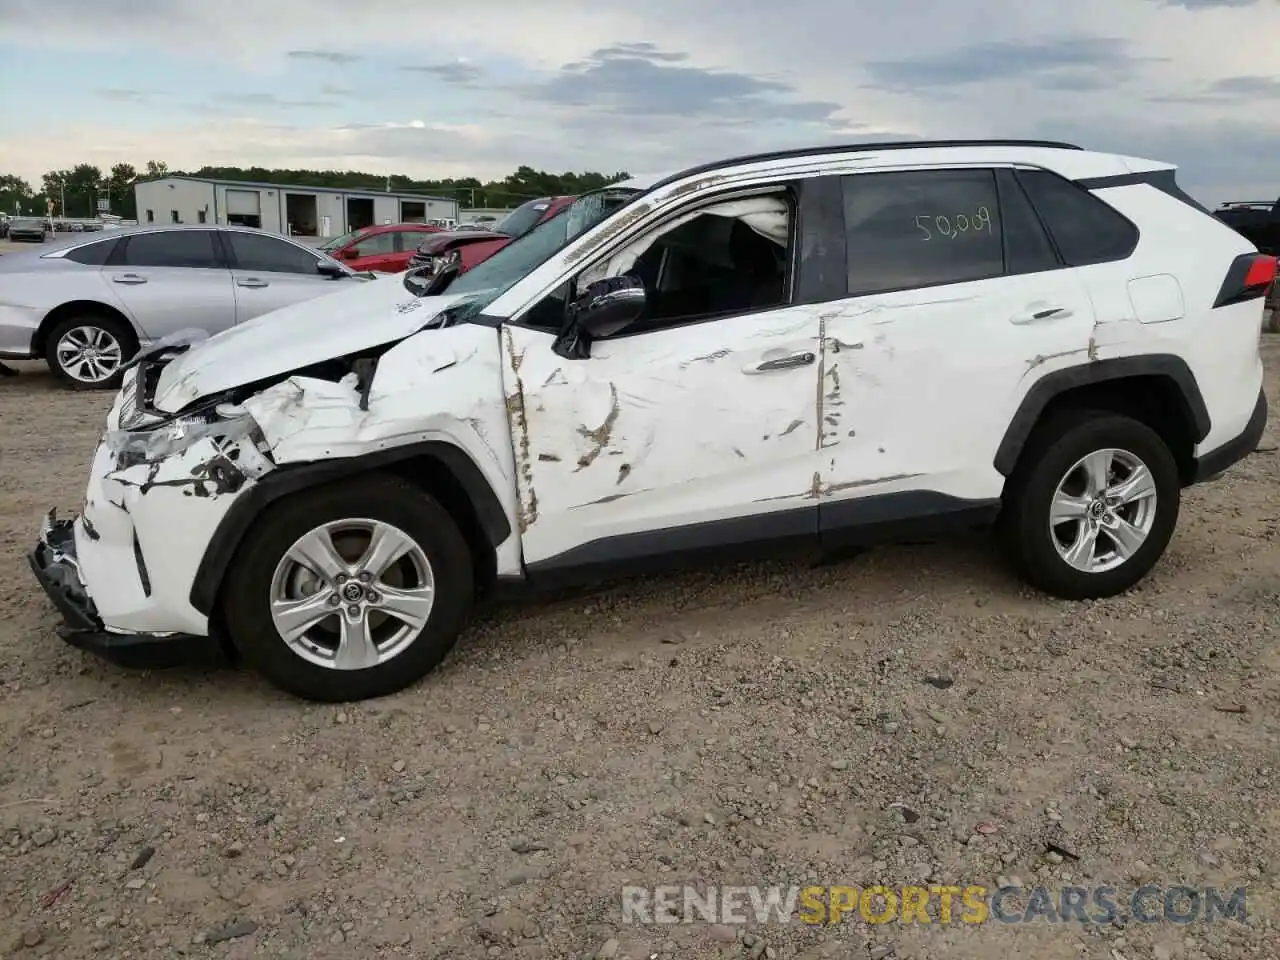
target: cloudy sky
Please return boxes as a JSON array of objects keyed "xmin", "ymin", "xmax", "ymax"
[{"xmin": 0, "ymin": 0, "xmax": 1278, "ymax": 205}]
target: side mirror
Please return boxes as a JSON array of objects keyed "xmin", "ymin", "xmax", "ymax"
[
  {"xmin": 339, "ymin": 247, "xmax": 359, "ymax": 260},
  {"xmin": 568, "ymin": 275, "xmax": 645, "ymax": 338},
  {"xmin": 317, "ymin": 260, "xmax": 347, "ymax": 279}
]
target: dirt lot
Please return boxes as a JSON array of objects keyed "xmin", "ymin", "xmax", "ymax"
[{"xmin": 2, "ymin": 336, "xmax": 1279, "ymax": 960}]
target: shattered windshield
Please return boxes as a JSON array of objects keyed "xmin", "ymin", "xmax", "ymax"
[
  {"xmin": 407, "ymin": 187, "xmax": 640, "ymax": 319},
  {"xmin": 494, "ymin": 198, "xmax": 553, "ymax": 238}
]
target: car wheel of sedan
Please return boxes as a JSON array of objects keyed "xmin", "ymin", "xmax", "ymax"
[
  {"xmin": 44, "ymin": 314, "xmax": 135, "ymax": 390},
  {"xmin": 222, "ymin": 475, "xmax": 475, "ymax": 702}
]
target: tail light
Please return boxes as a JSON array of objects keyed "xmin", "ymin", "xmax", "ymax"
[{"xmin": 1213, "ymin": 253, "xmax": 1278, "ymax": 308}]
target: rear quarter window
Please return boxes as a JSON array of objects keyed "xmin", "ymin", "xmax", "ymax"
[
  {"xmin": 63, "ymin": 239, "xmax": 119, "ymax": 265},
  {"xmin": 1015, "ymin": 168, "xmax": 1138, "ymax": 266}
]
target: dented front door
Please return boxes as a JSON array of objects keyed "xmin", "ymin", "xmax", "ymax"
[{"xmin": 500, "ymin": 310, "xmax": 825, "ymax": 567}]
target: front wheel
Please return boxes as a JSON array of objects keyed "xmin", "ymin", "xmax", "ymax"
[
  {"xmin": 44, "ymin": 314, "xmax": 136, "ymax": 390},
  {"xmin": 999, "ymin": 411, "xmax": 1180, "ymax": 600},
  {"xmin": 222, "ymin": 475, "xmax": 475, "ymax": 702}
]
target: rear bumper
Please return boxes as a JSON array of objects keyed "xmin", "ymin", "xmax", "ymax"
[
  {"xmin": 28, "ymin": 511, "xmax": 226, "ymax": 669},
  {"xmin": 1193, "ymin": 388, "xmax": 1267, "ymax": 483}
]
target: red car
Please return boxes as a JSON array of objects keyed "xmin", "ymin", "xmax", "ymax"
[
  {"xmin": 317, "ymin": 222, "xmax": 445, "ymax": 273},
  {"xmin": 406, "ymin": 195, "xmax": 574, "ymax": 276}
]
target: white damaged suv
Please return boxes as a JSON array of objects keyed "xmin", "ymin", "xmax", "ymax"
[{"xmin": 29, "ymin": 139, "xmax": 1275, "ymax": 702}]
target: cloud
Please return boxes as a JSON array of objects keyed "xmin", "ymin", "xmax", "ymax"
[
  {"xmin": 863, "ymin": 36, "xmax": 1155, "ymax": 90},
  {"xmin": 2, "ymin": 0, "xmax": 1280, "ymax": 205},
  {"xmin": 1147, "ymin": 74, "xmax": 1280, "ymax": 104},
  {"xmin": 1152, "ymin": 0, "xmax": 1260, "ymax": 7},
  {"xmin": 401, "ymin": 60, "xmax": 483, "ymax": 85},
  {"xmin": 1207, "ymin": 75, "xmax": 1280, "ymax": 97},
  {"xmin": 94, "ymin": 88, "xmax": 152, "ymax": 103},
  {"xmin": 219, "ymin": 92, "xmax": 334, "ymax": 109},
  {"xmin": 286, "ymin": 49, "xmax": 360, "ymax": 64},
  {"xmin": 525, "ymin": 42, "xmax": 844, "ymax": 126}
]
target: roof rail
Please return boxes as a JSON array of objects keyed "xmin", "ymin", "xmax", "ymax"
[{"xmin": 648, "ymin": 139, "xmax": 1086, "ymax": 193}]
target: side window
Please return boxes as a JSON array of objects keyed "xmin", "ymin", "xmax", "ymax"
[
  {"xmin": 394, "ymin": 230, "xmax": 425, "ymax": 252},
  {"xmin": 842, "ymin": 170, "xmax": 1005, "ymax": 296},
  {"xmin": 226, "ymin": 231, "xmax": 321, "ymax": 274},
  {"xmin": 119, "ymin": 230, "xmax": 221, "ymax": 268},
  {"xmin": 1015, "ymin": 169, "xmax": 1139, "ymax": 266},
  {"xmin": 535, "ymin": 191, "xmax": 794, "ymax": 335},
  {"xmin": 64, "ymin": 239, "xmax": 119, "ymax": 266},
  {"xmin": 349, "ymin": 232, "xmax": 396, "ymax": 257}
]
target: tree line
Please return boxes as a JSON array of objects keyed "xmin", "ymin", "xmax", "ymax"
[{"xmin": 0, "ymin": 161, "xmax": 632, "ymax": 220}]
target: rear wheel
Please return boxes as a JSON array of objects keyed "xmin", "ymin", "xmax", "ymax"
[
  {"xmin": 44, "ymin": 314, "xmax": 135, "ymax": 390},
  {"xmin": 222, "ymin": 475, "xmax": 475, "ymax": 702},
  {"xmin": 999, "ymin": 411, "xmax": 1180, "ymax": 599}
]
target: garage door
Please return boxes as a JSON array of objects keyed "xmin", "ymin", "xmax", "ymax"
[{"xmin": 225, "ymin": 189, "xmax": 261, "ymax": 217}]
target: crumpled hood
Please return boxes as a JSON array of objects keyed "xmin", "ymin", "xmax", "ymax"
[
  {"xmin": 152, "ymin": 274, "xmax": 472, "ymax": 413},
  {"xmin": 416, "ymin": 229, "xmax": 509, "ymax": 253}
]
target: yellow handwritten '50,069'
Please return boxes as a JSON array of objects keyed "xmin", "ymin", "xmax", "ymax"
[{"xmin": 915, "ymin": 206, "xmax": 993, "ymax": 240}]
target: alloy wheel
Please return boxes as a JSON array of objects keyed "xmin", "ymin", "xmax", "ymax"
[
  {"xmin": 269, "ymin": 519, "xmax": 436, "ymax": 670},
  {"xmin": 1049, "ymin": 447, "xmax": 1158, "ymax": 574},
  {"xmin": 55, "ymin": 325, "xmax": 124, "ymax": 384}
]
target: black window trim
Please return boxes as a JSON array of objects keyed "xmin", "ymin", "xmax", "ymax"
[
  {"xmin": 503, "ymin": 181, "xmax": 805, "ymax": 341},
  {"xmin": 221, "ymin": 227, "xmax": 324, "ymax": 275},
  {"xmin": 1012, "ymin": 164, "xmax": 1141, "ymax": 267},
  {"xmin": 105, "ymin": 228, "xmax": 229, "ymax": 270},
  {"xmin": 993, "ymin": 168, "xmax": 1068, "ymax": 276},
  {"xmin": 838, "ymin": 165, "xmax": 1016, "ymax": 300}
]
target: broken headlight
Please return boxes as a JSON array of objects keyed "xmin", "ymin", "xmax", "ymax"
[{"xmin": 104, "ymin": 402, "xmax": 256, "ymax": 465}]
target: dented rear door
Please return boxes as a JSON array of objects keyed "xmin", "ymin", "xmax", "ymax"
[{"xmin": 815, "ymin": 166, "xmax": 1097, "ymax": 537}]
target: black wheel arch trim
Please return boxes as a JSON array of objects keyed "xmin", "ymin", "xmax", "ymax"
[
  {"xmin": 994, "ymin": 354, "xmax": 1211, "ymax": 477},
  {"xmin": 188, "ymin": 440, "xmax": 511, "ymax": 617}
]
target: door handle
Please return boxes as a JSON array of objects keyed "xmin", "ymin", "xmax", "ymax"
[
  {"xmin": 1011, "ymin": 306, "xmax": 1071, "ymax": 324},
  {"xmin": 237, "ymin": 278, "xmax": 269, "ymax": 288},
  {"xmin": 112, "ymin": 274, "xmax": 147, "ymax": 285},
  {"xmin": 743, "ymin": 351, "xmax": 817, "ymax": 374}
]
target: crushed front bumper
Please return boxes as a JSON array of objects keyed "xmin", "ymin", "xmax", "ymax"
[{"xmin": 28, "ymin": 510, "xmax": 226, "ymax": 669}]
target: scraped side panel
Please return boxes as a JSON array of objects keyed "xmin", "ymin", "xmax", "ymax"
[{"xmin": 500, "ymin": 313, "xmax": 824, "ymax": 566}]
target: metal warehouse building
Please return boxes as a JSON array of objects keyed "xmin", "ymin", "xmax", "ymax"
[{"xmin": 133, "ymin": 176, "xmax": 459, "ymax": 238}]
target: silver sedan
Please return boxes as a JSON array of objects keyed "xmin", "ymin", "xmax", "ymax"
[{"xmin": 0, "ymin": 223, "xmax": 368, "ymax": 389}]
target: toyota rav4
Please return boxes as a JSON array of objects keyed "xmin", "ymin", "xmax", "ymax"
[{"xmin": 28, "ymin": 139, "xmax": 1275, "ymax": 703}]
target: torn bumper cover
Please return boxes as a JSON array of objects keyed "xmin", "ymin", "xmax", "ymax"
[{"xmin": 28, "ymin": 511, "xmax": 225, "ymax": 669}]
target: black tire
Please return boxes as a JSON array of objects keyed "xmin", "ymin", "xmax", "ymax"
[
  {"xmin": 44, "ymin": 313, "xmax": 136, "ymax": 390},
  {"xmin": 222, "ymin": 474, "xmax": 475, "ymax": 702},
  {"xmin": 998, "ymin": 410, "xmax": 1180, "ymax": 600}
]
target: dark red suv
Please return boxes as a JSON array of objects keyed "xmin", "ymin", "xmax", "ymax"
[{"xmin": 407, "ymin": 195, "xmax": 574, "ymax": 277}]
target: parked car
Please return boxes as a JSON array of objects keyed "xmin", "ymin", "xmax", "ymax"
[
  {"xmin": 406, "ymin": 195, "xmax": 575, "ymax": 277},
  {"xmin": 0, "ymin": 223, "xmax": 368, "ymax": 389},
  {"xmin": 28, "ymin": 139, "xmax": 1274, "ymax": 703},
  {"xmin": 7, "ymin": 218, "xmax": 51, "ymax": 242},
  {"xmin": 315, "ymin": 222, "xmax": 446, "ymax": 274},
  {"xmin": 1215, "ymin": 199, "xmax": 1279, "ymax": 253},
  {"xmin": 1215, "ymin": 200, "xmax": 1280, "ymax": 312}
]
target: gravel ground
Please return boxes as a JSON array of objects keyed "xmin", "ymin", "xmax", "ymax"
[{"xmin": 2, "ymin": 336, "xmax": 1279, "ymax": 960}]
